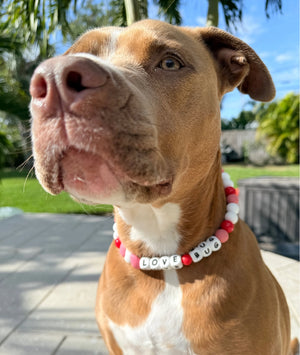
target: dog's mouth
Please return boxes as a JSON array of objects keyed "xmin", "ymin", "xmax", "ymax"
[{"xmin": 52, "ymin": 146, "xmax": 173, "ymax": 204}]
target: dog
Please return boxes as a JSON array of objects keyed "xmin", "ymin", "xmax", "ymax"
[{"xmin": 30, "ymin": 19, "xmax": 298, "ymax": 354}]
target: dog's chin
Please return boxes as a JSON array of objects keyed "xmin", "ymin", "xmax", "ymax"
[
  {"xmin": 51, "ymin": 147, "xmax": 173, "ymax": 206},
  {"xmin": 68, "ymin": 180, "xmax": 173, "ymax": 206}
]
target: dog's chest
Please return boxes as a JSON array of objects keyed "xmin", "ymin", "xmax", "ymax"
[{"xmin": 108, "ymin": 270, "xmax": 195, "ymax": 354}]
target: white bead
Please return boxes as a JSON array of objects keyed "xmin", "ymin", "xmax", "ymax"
[
  {"xmin": 222, "ymin": 172, "xmax": 230, "ymax": 180},
  {"xmin": 150, "ymin": 257, "xmax": 160, "ymax": 270},
  {"xmin": 113, "ymin": 223, "xmax": 117, "ymax": 232},
  {"xmin": 159, "ymin": 256, "xmax": 170, "ymax": 270},
  {"xmin": 140, "ymin": 257, "xmax": 151, "ymax": 270},
  {"xmin": 113, "ymin": 231, "xmax": 118, "ymax": 240},
  {"xmin": 227, "ymin": 203, "xmax": 239, "ymax": 214},
  {"xmin": 198, "ymin": 241, "xmax": 212, "ymax": 257},
  {"xmin": 225, "ymin": 211, "xmax": 238, "ymax": 224},
  {"xmin": 206, "ymin": 236, "xmax": 222, "ymax": 251},
  {"xmin": 124, "ymin": 249, "xmax": 131, "ymax": 263},
  {"xmin": 223, "ymin": 178, "xmax": 234, "ymax": 188},
  {"xmin": 170, "ymin": 255, "xmax": 183, "ymax": 269},
  {"xmin": 189, "ymin": 246, "xmax": 203, "ymax": 262}
]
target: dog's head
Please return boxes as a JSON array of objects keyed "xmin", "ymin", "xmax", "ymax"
[{"xmin": 30, "ymin": 20, "xmax": 274, "ymax": 206}]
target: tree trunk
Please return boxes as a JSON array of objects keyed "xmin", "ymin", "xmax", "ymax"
[
  {"xmin": 124, "ymin": 0, "xmax": 141, "ymax": 25},
  {"xmin": 206, "ymin": 0, "xmax": 219, "ymax": 27}
]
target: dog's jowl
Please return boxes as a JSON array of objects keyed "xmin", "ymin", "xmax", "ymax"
[{"xmin": 30, "ymin": 20, "xmax": 297, "ymax": 355}]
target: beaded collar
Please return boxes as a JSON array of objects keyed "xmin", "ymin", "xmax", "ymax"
[{"xmin": 113, "ymin": 171, "xmax": 239, "ymax": 271}]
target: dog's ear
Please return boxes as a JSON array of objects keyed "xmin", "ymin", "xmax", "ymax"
[{"xmin": 196, "ymin": 27, "xmax": 275, "ymax": 102}]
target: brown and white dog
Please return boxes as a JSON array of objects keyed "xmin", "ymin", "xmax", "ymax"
[{"xmin": 30, "ymin": 20, "xmax": 297, "ymax": 354}]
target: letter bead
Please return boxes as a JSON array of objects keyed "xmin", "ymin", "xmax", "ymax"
[
  {"xmin": 140, "ymin": 257, "xmax": 151, "ymax": 270},
  {"xmin": 189, "ymin": 246, "xmax": 203, "ymax": 262},
  {"xmin": 150, "ymin": 257, "xmax": 160, "ymax": 270},
  {"xmin": 207, "ymin": 236, "xmax": 222, "ymax": 251},
  {"xmin": 198, "ymin": 241, "xmax": 212, "ymax": 257},
  {"xmin": 170, "ymin": 255, "xmax": 183, "ymax": 269},
  {"xmin": 159, "ymin": 256, "xmax": 170, "ymax": 270}
]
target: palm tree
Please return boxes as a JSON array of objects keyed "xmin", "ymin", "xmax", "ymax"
[
  {"xmin": 0, "ymin": 0, "xmax": 283, "ymax": 49},
  {"xmin": 112, "ymin": 0, "xmax": 282, "ymax": 28},
  {"xmin": 256, "ymin": 93, "xmax": 299, "ymax": 164}
]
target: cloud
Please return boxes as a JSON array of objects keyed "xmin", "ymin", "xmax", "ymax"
[
  {"xmin": 275, "ymin": 53, "xmax": 294, "ymax": 63},
  {"xmin": 196, "ymin": 16, "xmax": 206, "ymax": 26},
  {"xmin": 233, "ymin": 15, "xmax": 264, "ymax": 45}
]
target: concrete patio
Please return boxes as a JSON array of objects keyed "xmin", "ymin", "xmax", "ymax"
[{"xmin": 0, "ymin": 213, "xmax": 299, "ymax": 354}]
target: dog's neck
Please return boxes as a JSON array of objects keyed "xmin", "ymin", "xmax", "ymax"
[{"xmin": 114, "ymin": 154, "xmax": 226, "ymax": 257}]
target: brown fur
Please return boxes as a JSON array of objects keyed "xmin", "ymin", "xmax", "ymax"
[{"xmin": 30, "ymin": 20, "xmax": 295, "ymax": 354}]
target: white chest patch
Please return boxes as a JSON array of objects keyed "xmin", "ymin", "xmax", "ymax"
[
  {"xmin": 108, "ymin": 270, "xmax": 194, "ymax": 354},
  {"xmin": 118, "ymin": 202, "xmax": 181, "ymax": 255}
]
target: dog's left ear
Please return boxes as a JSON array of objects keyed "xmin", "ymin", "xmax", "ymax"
[{"xmin": 195, "ymin": 27, "xmax": 275, "ymax": 102}]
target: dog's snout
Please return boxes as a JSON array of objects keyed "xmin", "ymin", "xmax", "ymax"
[{"xmin": 30, "ymin": 56, "xmax": 109, "ymax": 114}]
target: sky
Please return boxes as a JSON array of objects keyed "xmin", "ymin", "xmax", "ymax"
[{"xmin": 57, "ymin": 0, "xmax": 299, "ymax": 120}]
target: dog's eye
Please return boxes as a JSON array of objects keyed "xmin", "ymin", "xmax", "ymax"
[{"xmin": 159, "ymin": 57, "xmax": 182, "ymax": 71}]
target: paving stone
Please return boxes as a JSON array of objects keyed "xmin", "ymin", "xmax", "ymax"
[
  {"xmin": 56, "ymin": 335, "xmax": 109, "ymax": 355},
  {"xmin": 20, "ymin": 253, "xmax": 106, "ymax": 337},
  {"xmin": 0, "ymin": 330, "xmax": 64, "ymax": 355}
]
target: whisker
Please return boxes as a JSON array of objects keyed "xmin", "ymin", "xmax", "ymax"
[
  {"xmin": 18, "ymin": 154, "xmax": 33, "ymax": 171},
  {"xmin": 23, "ymin": 166, "xmax": 35, "ymax": 193}
]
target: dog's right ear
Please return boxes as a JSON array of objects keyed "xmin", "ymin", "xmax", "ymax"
[{"xmin": 191, "ymin": 27, "xmax": 275, "ymax": 102}]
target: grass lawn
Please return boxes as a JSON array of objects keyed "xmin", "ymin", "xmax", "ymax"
[
  {"xmin": 225, "ymin": 164, "xmax": 299, "ymax": 186},
  {"xmin": 0, "ymin": 169, "xmax": 113, "ymax": 214},
  {"xmin": 0, "ymin": 165, "xmax": 298, "ymax": 214}
]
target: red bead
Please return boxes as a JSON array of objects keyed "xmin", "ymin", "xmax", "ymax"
[
  {"xmin": 181, "ymin": 254, "xmax": 193, "ymax": 266},
  {"xmin": 225, "ymin": 186, "xmax": 236, "ymax": 196},
  {"xmin": 220, "ymin": 220, "xmax": 234, "ymax": 233},
  {"xmin": 115, "ymin": 238, "xmax": 121, "ymax": 248}
]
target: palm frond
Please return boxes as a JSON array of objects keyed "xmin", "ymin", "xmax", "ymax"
[{"xmin": 155, "ymin": 0, "xmax": 181, "ymax": 25}]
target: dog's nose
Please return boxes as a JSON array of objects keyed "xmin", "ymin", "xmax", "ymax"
[{"xmin": 30, "ymin": 56, "xmax": 108, "ymax": 114}]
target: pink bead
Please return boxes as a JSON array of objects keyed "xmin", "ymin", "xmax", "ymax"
[
  {"xmin": 215, "ymin": 229, "xmax": 229, "ymax": 243},
  {"xmin": 120, "ymin": 243, "xmax": 126, "ymax": 257},
  {"xmin": 227, "ymin": 194, "xmax": 239, "ymax": 204},
  {"xmin": 130, "ymin": 254, "xmax": 140, "ymax": 269}
]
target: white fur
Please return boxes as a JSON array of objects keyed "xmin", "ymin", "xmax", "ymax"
[
  {"xmin": 74, "ymin": 28, "xmax": 122, "ymax": 66},
  {"xmin": 118, "ymin": 203, "xmax": 181, "ymax": 255},
  {"xmin": 108, "ymin": 270, "xmax": 194, "ymax": 354},
  {"xmin": 106, "ymin": 29, "xmax": 122, "ymax": 59}
]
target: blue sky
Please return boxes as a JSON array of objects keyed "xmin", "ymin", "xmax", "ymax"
[{"xmin": 57, "ymin": 0, "xmax": 299, "ymax": 120}]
